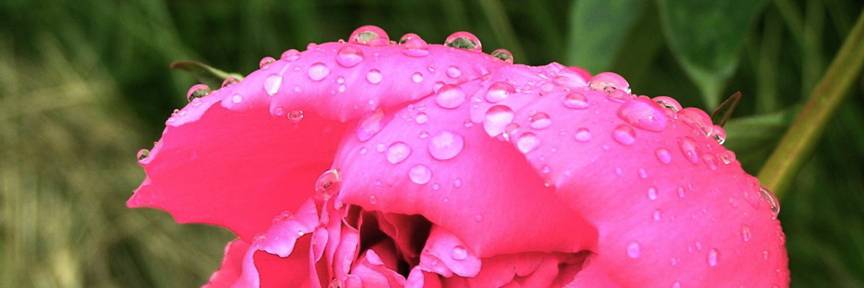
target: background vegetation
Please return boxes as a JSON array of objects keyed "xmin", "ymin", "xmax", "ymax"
[{"xmin": 1, "ymin": 0, "xmax": 862, "ymax": 287}]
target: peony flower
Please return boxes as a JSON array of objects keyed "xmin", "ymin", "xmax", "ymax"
[{"xmin": 129, "ymin": 26, "xmax": 789, "ymax": 287}]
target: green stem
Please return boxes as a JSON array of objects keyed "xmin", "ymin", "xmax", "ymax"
[{"xmin": 758, "ymin": 11, "xmax": 864, "ymax": 197}]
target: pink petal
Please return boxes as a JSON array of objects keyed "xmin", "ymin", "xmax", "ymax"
[{"xmin": 203, "ymin": 239, "xmax": 250, "ymax": 288}]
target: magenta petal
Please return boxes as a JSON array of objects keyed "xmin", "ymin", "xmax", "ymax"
[
  {"xmin": 419, "ymin": 226, "xmax": 481, "ymax": 277},
  {"xmin": 203, "ymin": 239, "xmax": 249, "ymax": 288}
]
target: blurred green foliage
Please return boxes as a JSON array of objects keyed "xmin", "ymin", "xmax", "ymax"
[{"xmin": 0, "ymin": 0, "xmax": 862, "ymax": 287}]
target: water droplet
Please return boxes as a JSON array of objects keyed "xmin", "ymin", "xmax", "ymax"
[
  {"xmin": 412, "ymin": 72, "xmax": 424, "ymax": 83},
  {"xmin": 490, "ymin": 48, "xmax": 514, "ymax": 63},
  {"xmin": 446, "ymin": 66, "xmax": 462, "ymax": 78},
  {"xmin": 264, "ymin": 74, "xmax": 282, "ymax": 96},
  {"xmin": 618, "ymin": 98, "xmax": 668, "ymax": 132},
  {"xmin": 741, "ymin": 225, "xmax": 752, "ymax": 242},
  {"xmin": 349, "ymin": 25, "xmax": 389, "ymax": 45},
  {"xmin": 231, "ymin": 94, "xmax": 243, "ymax": 103},
  {"xmin": 408, "ymin": 164, "xmax": 432, "ymax": 185},
  {"xmin": 711, "ymin": 125, "xmax": 727, "ymax": 144},
  {"xmin": 315, "ymin": 169, "xmax": 341, "ymax": 200},
  {"xmin": 435, "ymin": 85, "xmax": 466, "ymax": 109},
  {"xmin": 382, "ymin": 142, "xmax": 412, "ymax": 164},
  {"xmin": 485, "ymin": 82, "xmax": 514, "ymax": 103},
  {"xmin": 444, "ymin": 32, "xmax": 482, "ymax": 51},
  {"xmin": 336, "ymin": 45, "xmax": 364, "ymax": 67},
  {"xmin": 221, "ymin": 76, "xmax": 240, "ymax": 88},
  {"xmin": 653, "ymin": 210, "xmax": 662, "ymax": 221},
  {"xmin": 280, "ymin": 49, "xmax": 300, "ymax": 61},
  {"xmin": 516, "ymin": 132, "xmax": 540, "ymax": 153},
  {"xmin": 652, "ymin": 96, "xmax": 682, "ymax": 113},
  {"xmin": 428, "ymin": 131, "xmax": 464, "ymax": 160},
  {"xmin": 415, "ymin": 112, "xmax": 429, "ymax": 124},
  {"xmin": 719, "ymin": 151, "xmax": 736, "ymax": 165},
  {"xmin": 612, "ymin": 125, "xmax": 636, "ymax": 145},
  {"xmin": 308, "ymin": 62, "xmax": 330, "ymax": 81},
  {"xmin": 627, "ymin": 242, "xmax": 641, "ymax": 259},
  {"xmin": 679, "ymin": 108, "xmax": 713, "ymax": 136},
  {"xmin": 287, "ymin": 110, "xmax": 304, "ymax": 123},
  {"xmin": 356, "ymin": 109, "xmax": 385, "ymax": 141},
  {"xmin": 136, "ymin": 149, "xmax": 150, "ymax": 161},
  {"xmin": 366, "ymin": 69, "xmax": 383, "ymax": 84},
  {"xmin": 679, "ymin": 137, "xmax": 700, "ymax": 164},
  {"xmin": 482, "ymin": 106, "xmax": 514, "ymax": 137},
  {"xmin": 529, "ymin": 112, "xmax": 552, "ymax": 129},
  {"xmin": 677, "ymin": 186, "xmax": 686, "ymax": 198},
  {"xmin": 453, "ymin": 178, "xmax": 463, "ymax": 188},
  {"xmin": 655, "ymin": 148, "xmax": 672, "ymax": 164},
  {"xmin": 648, "ymin": 187, "xmax": 658, "ymax": 200},
  {"xmin": 451, "ymin": 246, "xmax": 468, "ymax": 260},
  {"xmin": 259, "ymin": 56, "xmax": 276, "ymax": 69},
  {"xmin": 574, "ymin": 128, "xmax": 592, "ymax": 142},
  {"xmin": 707, "ymin": 248, "xmax": 719, "ymax": 267},
  {"xmin": 760, "ymin": 186, "xmax": 781, "ymax": 218},
  {"xmin": 589, "ymin": 72, "xmax": 630, "ymax": 93},
  {"xmin": 186, "ymin": 84, "xmax": 210, "ymax": 102},
  {"xmin": 563, "ymin": 92, "xmax": 590, "ymax": 109},
  {"xmin": 399, "ymin": 33, "xmax": 430, "ymax": 57}
]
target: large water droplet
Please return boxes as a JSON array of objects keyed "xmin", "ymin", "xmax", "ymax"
[
  {"xmin": 529, "ymin": 112, "xmax": 552, "ymax": 130},
  {"xmin": 710, "ymin": 125, "xmax": 727, "ymax": 144},
  {"xmin": 612, "ymin": 125, "xmax": 636, "ymax": 145},
  {"xmin": 490, "ymin": 48, "xmax": 514, "ymax": 63},
  {"xmin": 366, "ymin": 69, "xmax": 383, "ymax": 84},
  {"xmin": 444, "ymin": 32, "xmax": 482, "ymax": 52},
  {"xmin": 356, "ymin": 109, "xmax": 385, "ymax": 141},
  {"xmin": 627, "ymin": 242, "xmax": 641, "ymax": 259},
  {"xmin": 315, "ymin": 169, "xmax": 341, "ymax": 200},
  {"xmin": 435, "ymin": 85, "xmax": 466, "ymax": 109},
  {"xmin": 399, "ymin": 33, "xmax": 430, "ymax": 57},
  {"xmin": 259, "ymin": 56, "xmax": 276, "ymax": 69},
  {"xmin": 349, "ymin": 25, "xmax": 389, "ymax": 45},
  {"xmin": 655, "ymin": 148, "xmax": 672, "ymax": 164},
  {"xmin": 308, "ymin": 62, "xmax": 330, "ymax": 81},
  {"xmin": 679, "ymin": 108, "xmax": 713, "ymax": 136},
  {"xmin": 386, "ymin": 142, "xmax": 412, "ymax": 164},
  {"xmin": 409, "ymin": 164, "xmax": 432, "ymax": 185},
  {"xmin": 652, "ymin": 96, "xmax": 682, "ymax": 112},
  {"xmin": 707, "ymin": 248, "xmax": 719, "ymax": 267},
  {"xmin": 679, "ymin": 137, "xmax": 700, "ymax": 164},
  {"xmin": 589, "ymin": 72, "xmax": 630, "ymax": 93},
  {"xmin": 483, "ymin": 105, "xmax": 514, "ymax": 137},
  {"xmin": 574, "ymin": 128, "xmax": 592, "ymax": 142},
  {"xmin": 136, "ymin": 149, "xmax": 150, "ymax": 161},
  {"xmin": 563, "ymin": 92, "xmax": 590, "ymax": 109},
  {"xmin": 618, "ymin": 98, "xmax": 668, "ymax": 132},
  {"xmin": 485, "ymin": 82, "xmax": 514, "ymax": 103},
  {"xmin": 760, "ymin": 186, "xmax": 781, "ymax": 218},
  {"xmin": 264, "ymin": 74, "xmax": 282, "ymax": 96},
  {"xmin": 186, "ymin": 84, "xmax": 210, "ymax": 102},
  {"xmin": 516, "ymin": 132, "xmax": 540, "ymax": 153},
  {"xmin": 451, "ymin": 246, "xmax": 468, "ymax": 260},
  {"xmin": 336, "ymin": 45, "xmax": 364, "ymax": 67},
  {"xmin": 428, "ymin": 131, "xmax": 464, "ymax": 160}
]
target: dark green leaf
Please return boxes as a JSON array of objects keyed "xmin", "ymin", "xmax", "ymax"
[{"xmin": 566, "ymin": 0, "xmax": 646, "ymax": 72}]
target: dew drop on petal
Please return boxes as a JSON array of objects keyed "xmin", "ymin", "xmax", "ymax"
[
  {"xmin": 259, "ymin": 56, "xmax": 276, "ymax": 69},
  {"xmin": 627, "ymin": 242, "xmax": 641, "ymax": 259},
  {"xmin": 336, "ymin": 45, "xmax": 364, "ymax": 68},
  {"xmin": 308, "ymin": 62, "xmax": 330, "ymax": 81},
  {"xmin": 408, "ymin": 164, "xmax": 432, "ymax": 185},
  {"xmin": 356, "ymin": 109, "xmax": 385, "ymax": 141},
  {"xmin": 366, "ymin": 69, "xmax": 383, "ymax": 84},
  {"xmin": 412, "ymin": 72, "xmax": 424, "ymax": 83},
  {"xmin": 415, "ymin": 112, "xmax": 429, "ymax": 124},
  {"xmin": 451, "ymin": 246, "xmax": 468, "ymax": 260},
  {"xmin": 679, "ymin": 108, "xmax": 713, "ymax": 136},
  {"xmin": 485, "ymin": 81, "xmax": 514, "ymax": 103},
  {"xmin": 280, "ymin": 49, "xmax": 300, "ymax": 61},
  {"xmin": 529, "ymin": 112, "xmax": 552, "ymax": 129},
  {"xmin": 589, "ymin": 72, "xmax": 630, "ymax": 93},
  {"xmin": 186, "ymin": 84, "xmax": 210, "ymax": 102},
  {"xmin": 618, "ymin": 98, "xmax": 668, "ymax": 132},
  {"xmin": 707, "ymin": 248, "xmax": 719, "ymax": 267},
  {"xmin": 483, "ymin": 105, "xmax": 514, "ymax": 136},
  {"xmin": 386, "ymin": 142, "xmax": 412, "ymax": 164},
  {"xmin": 446, "ymin": 66, "xmax": 462, "ymax": 78},
  {"xmin": 653, "ymin": 210, "xmax": 662, "ymax": 221},
  {"xmin": 428, "ymin": 131, "xmax": 465, "ymax": 160},
  {"xmin": 741, "ymin": 225, "xmax": 752, "ymax": 242},
  {"xmin": 679, "ymin": 137, "xmax": 700, "ymax": 164},
  {"xmin": 612, "ymin": 125, "xmax": 636, "ymax": 145},
  {"xmin": 287, "ymin": 110, "xmax": 304, "ymax": 123},
  {"xmin": 315, "ymin": 169, "xmax": 341, "ymax": 200},
  {"xmin": 656, "ymin": 148, "xmax": 672, "ymax": 164},
  {"xmin": 760, "ymin": 186, "xmax": 781, "ymax": 218},
  {"xmin": 231, "ymin": 94, "xmax": 243, "ymax": 103},
  {"xmin": 574, "ymin": 128, "xmax": 592, "ymax": 142},
  {"xmin": 399, "ymin": 33, "xmax": 430, "ymax": 57},
  {"xmin": 349, "ymin": 25, "xmax": 389, "ymax": 45},
  {"xmin": 648, "ymin": 187, "xmax": 658, "ymax": 200},
  {"xmin": 136, "ymin": 149, "xmax": 150, "ymax": 161},
  {"xmin": 711, "ymin": 125, "xmax": 727, "ymax": 144},
  {"xmin": 653, "ymin": 96, "xmax": 682, "ymax": 112},
  {"xmin": 490, "ymin": 48, "xmax": 514, "ymax": 63},
  {"xmin": 264, "ymin": 74, "xmax": 282, "ymax": 96},
  {"xmin": 435, "ymin": 85, "xmax": 466, "ymax": 109},
  {"xmin": 563, "ymin": 92, "xmax": 590, "ymax": 109},
  {"xmin": 516, "ymin": 132, "xmax": 540, "ymax": 153},
  {"xmin": 444, "ymin": 32, "xmax": 482, "ymax": 51}
]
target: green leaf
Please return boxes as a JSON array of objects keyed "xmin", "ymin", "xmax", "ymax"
[
  {"xmin": 169, "ymin": 60, "xmax": 244, "ymax": 88},
  {"xmin": 566, "ymin": 0, "xmax": 646, "ymax": 72},
  {"xmin": 657, "ymin": 0, "xmax": 768, "ymax": 108}
]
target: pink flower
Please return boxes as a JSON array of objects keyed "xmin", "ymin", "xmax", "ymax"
[{"xmin": 129, "ymin": 26, "xmax": 789, "ymax": 287}]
